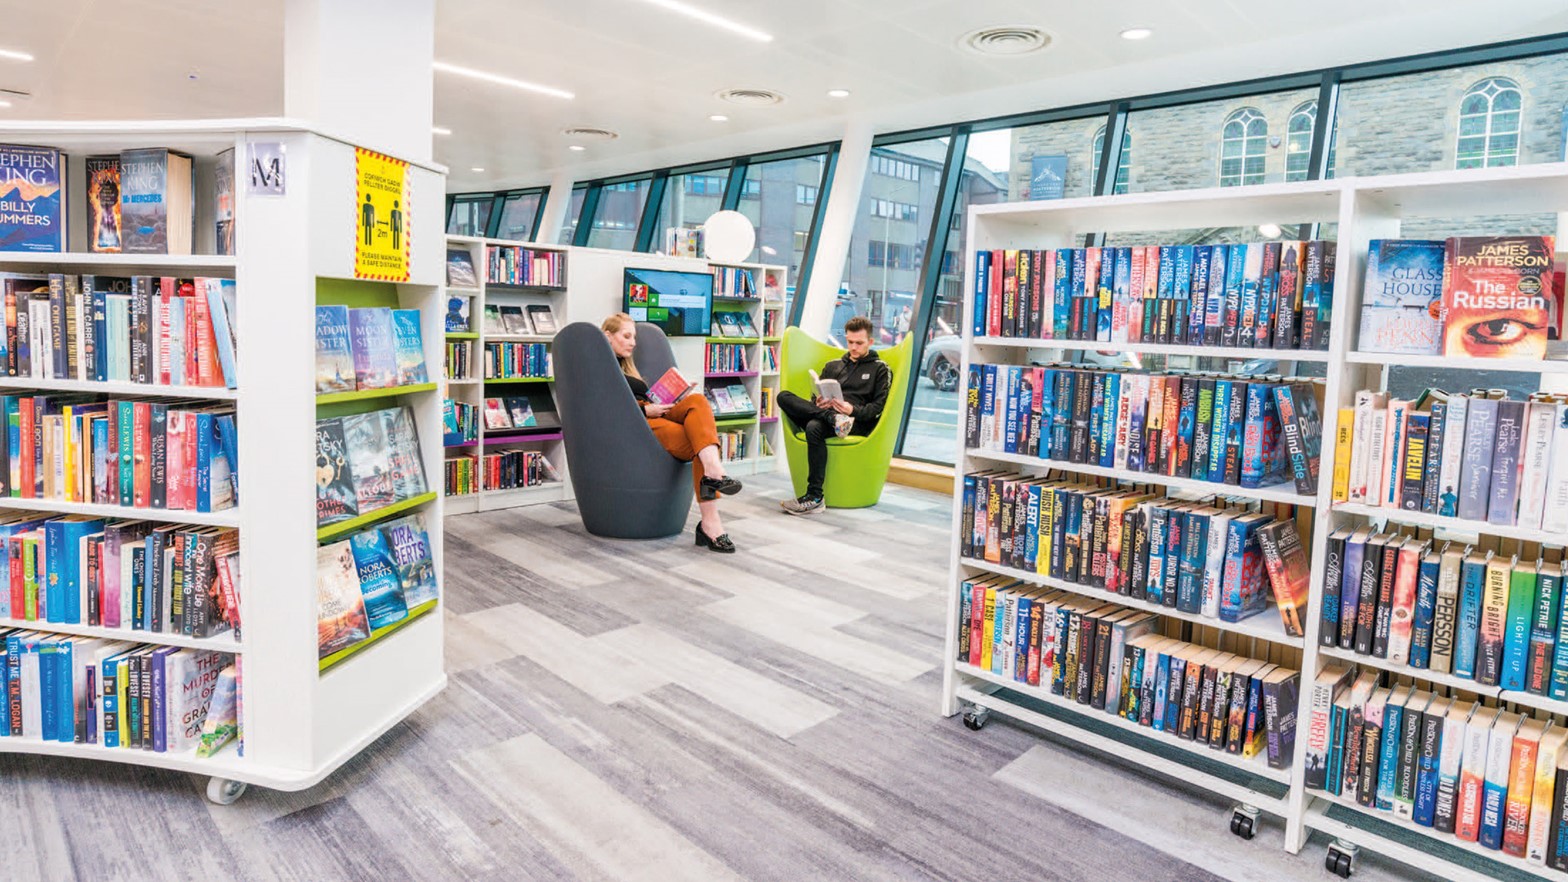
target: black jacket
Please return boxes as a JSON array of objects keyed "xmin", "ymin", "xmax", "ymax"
[{"xmin": 821, "ymin": 349, "xmax": 893, "ymax": 423}]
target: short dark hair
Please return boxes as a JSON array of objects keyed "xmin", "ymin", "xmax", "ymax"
[{"xmin": 844, "ymin": 316, "xmax": 873, "ymax": 336}]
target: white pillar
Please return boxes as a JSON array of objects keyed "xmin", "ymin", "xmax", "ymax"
[
  {"xmin": 799, "ymin": 119, "xmax": 874, "ymax": 338},
  {"xmin": 535, "ymin": 168, "xmax": 577, "ymax": 244},
  {"xmin": 284, "ymin": 0, "xmax": 435, "ymax": 163}
]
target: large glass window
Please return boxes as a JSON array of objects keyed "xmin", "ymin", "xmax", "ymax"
[
  {"xmin": 650, "ymin": 169, "xmax": 728, "ymax": 252},
  {"xmin": 556, "ymin": 186, "xmax": 587, "ymax": 245},
  {"xmin": 586, "ymin": 179, "xmax": 650, "ymax": 250},
  {"xmin": 840, "ymin": 140, "xmax": 947, "ymax": 348},
  {"xmin": 446, "ymin": 195, "xmax": 493, "ymax": 237},
  {"xmin": 1456, "ymin": 77, "xmax": 1523, "ymax": 168},
  {"xmin": 736, "ymin": 153, "xmax": 828, "ymax": 282},
  {"xmin": 494, "ymin": 190, "xmax": 545, "ymax": 241},
  {"xmin": 1090, "ymin": 126, "xmax": 1131, "ymax": 195},
  {"xmin": 1220, "ymin": 108, "xmax": 1269, "ymax": 186}
]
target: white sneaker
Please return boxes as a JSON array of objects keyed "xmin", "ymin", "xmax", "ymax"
[{"xmin": 782, "ymin": 495, "xmax": 825, "ymax": 516}]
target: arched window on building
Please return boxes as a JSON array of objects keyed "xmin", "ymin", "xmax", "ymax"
[
  {"xmin": 1456, "ymin": 77, "xmax": 1522, "ymax": 169},
  {"xmin": 1286, "ymin": 102, "xmax": 1316, "ymax": 182},
  {"xmin": 1220, "ymin": 107, "xmax": 1268, "ymax": 187},
  {"xmin": 1090, "ymin": 126, "xmax": 1131, "ymax": 195}
]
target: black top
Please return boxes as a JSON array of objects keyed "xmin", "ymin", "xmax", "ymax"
[
  {"xmin": 625, "ymin": 372, "xmax": 648, "ymax": 402},
  {"xmin": 821, "ymin": 349, "xmax": 893, "ymax": 422}
]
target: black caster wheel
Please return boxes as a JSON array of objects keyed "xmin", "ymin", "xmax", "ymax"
[
  {"xmin": 962, "ymin": 706, "xmax": 989, "ymax": 731},
  {"xmin": 1325, "ymin": 840, "xmax": 1357, "ymax": 878},
  {"xmin": 1228, "ymin": 804, "xmax": 1259, "ymax": 840}
]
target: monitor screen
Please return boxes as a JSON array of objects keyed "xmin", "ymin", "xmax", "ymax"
[{"xmin": 624, "ymin": 268, "xmax": 713, "ymax": 337}]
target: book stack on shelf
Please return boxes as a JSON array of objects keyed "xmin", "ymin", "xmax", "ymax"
[
  {"xmin": 716, "ymin": 429, "xmax": 749, "ymax": 462},
  {"xmin": 948, "ymin": 168, "xmax": 1568, "ymax": 881},
  {"xmin": 315, "ymin": 513, "xmax": 437, "ymax": 667},
  {"xmin": 316, "ymin": 305, "xmax": 430, "ymax": 397},
  {"xmin": 705, "ymin": 342, "xmax": 751, "ymax": 374},
  {"xmin": 440, "ymin": 237, "xmax": 571, "ymax": 514},
  {"xmin": 314, "ymin": 405, "xmax": 430, "ymax": 529},
  {"xmin": 713, "ymin": 265, "xmax": 757, "ymax": 299}
]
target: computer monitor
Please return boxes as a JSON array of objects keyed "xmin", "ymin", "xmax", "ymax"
[{"xmin": 623, "ymin": 268, "xmax": 713, "ymax": 337}]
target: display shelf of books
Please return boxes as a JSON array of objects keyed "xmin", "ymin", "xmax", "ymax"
[
  {"xmin": 0, "ymin": 120, "xmax": 447, "ymax": 803},
  {"xmin": 439, "ymin": 236, "xmax": 571, "ymax": 513},
  {"xmin": 703, "ymin": 263, "xmax": 787, "ymax": 477}
]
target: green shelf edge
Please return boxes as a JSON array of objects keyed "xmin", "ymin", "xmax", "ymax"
[
  {"xmin": 714, "ymin": 416, "xmax": 758, "ymax": 426},
  {"xmin": 319, "ymin": 598, "xmax": 439, "ymax": 673},
  {"xmin": 315, "ymin": 382, "xmax": 439, "ymax": 406},
  {"xmin": 316, "ymin": 492, "xmax": 439, "ymax": 542},
  {"xmin": 444, "ymin": 332, "xmax": 479, "ymax": 340},
  {"xmin": 705, "ymin": 336, "xmax": 761, "ymax": 344}
]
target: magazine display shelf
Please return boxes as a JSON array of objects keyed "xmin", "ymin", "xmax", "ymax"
[
  {"xmin": 941, "ymin": 162, "xmax": 1568, "ymax": 882},
  {"xmin": 441, "ymin": 235, "xmax": 571, "ymax": 514},
  {"xmin": 0, "ymin": 120, "xmax": 448, "ymax": 804}
]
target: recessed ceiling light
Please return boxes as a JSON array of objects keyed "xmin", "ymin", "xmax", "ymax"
[
  {"xmin": 827, "ymin": 89, "xmax": 851, "ymax": 99},
  {"xmin": 433, "ymin": 61, "xmax": 574, "ymax": 99},
  {"xmin": 0, "ymin": 100, "xmax": 11, "ymax": 109},
  {"xmin": 633, "ymin": 0, "xmax": 772, "ymax": 42},
  {"xmin": 471, "ymin": 167, "xmax": 485, "ymax": 172},
  {"xmin": 709, "ymin": 114, "xmax": 728, "ymax": 122},
  {"xmin": 1120, "ymin": 27, "xmax": 1153, "ymax": 40},
  {"xmin": 568, "ymin": 145, "xmax": 586, "ymax": 152},
  {"xmin": 432, "ymin": 126, "xmax": 452, "ymax": 136},
  {"xmin": 960, "ymin": 27, "xmax": 1051, "ymax": 56},
  {"xmin": 0, "ymin": 49, "xmax": 34, "ymax": 63}
]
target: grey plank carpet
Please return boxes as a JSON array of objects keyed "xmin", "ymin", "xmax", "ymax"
[{"xmin": 0, "ymin": 474, "xmax": 1436, "ymax": 881}]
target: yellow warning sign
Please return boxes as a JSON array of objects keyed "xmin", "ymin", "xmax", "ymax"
[{"xmin": 354, "ymin": 148, "xmax": 410, "ymax": 282}]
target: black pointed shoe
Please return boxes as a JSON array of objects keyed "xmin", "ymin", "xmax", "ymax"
[
  {"xmin": 695, "ymin": 523, "xmax": 737, "ymax": 553},
  {"xmin": 699, "ymin": 475, "xmax": 743, "ymax": 501}
]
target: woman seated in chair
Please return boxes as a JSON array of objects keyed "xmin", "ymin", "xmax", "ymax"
[{"xmin": 602, "ymin": 313, "xmax": 743, "ymax": 553}]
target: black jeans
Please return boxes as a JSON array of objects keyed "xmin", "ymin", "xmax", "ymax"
[{"xmin": 777, "ymin": 390, "xmax": 873, "ymax": 498}]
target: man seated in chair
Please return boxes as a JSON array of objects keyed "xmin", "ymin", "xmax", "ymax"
[{"xmin": 777, "ymin": 316, "xmax": 893, "ymax": 515}]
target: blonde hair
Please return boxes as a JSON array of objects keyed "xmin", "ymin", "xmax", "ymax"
[{"xmin": 601, "ymin": 312, "xmax": 641, "ymax": 380}]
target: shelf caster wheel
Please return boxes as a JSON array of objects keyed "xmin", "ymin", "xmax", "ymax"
[
  {"xmin": 1325, "ymin": 839, "xmax": 1357, "ymax": 878},
  {"xmin": 1228, "ymin": 803, "xmax": 1259, "ymax": 840},
  {"xmin": 962, "ymin": 705, "xmax": 989, "ymax": 731},
  {"xmin": 206, "ymin": 777, "xmax": 248, "ymax": 806}
]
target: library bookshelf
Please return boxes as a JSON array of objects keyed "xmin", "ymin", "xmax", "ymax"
[
  {"xmin": 942, "ymin": 161, "xmax": 1568, "ymax": 881},
  {"xmin": 441, "ymin": 235, "xmax": 570, "ymax": 514},
  {"xmin": 706, "ymin": 261, "xmax": 787, "ymax": 474},
  {"xmin": 0, "ymin": 120, "xmax": 447, "ymax": 803}
]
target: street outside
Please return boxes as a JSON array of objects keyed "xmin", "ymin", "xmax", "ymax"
[{"xmin": 901, "ymin": 377, "xmax": 959, "ymax": 463}]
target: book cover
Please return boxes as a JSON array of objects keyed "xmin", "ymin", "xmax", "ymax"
[
  {"xmin": 1479, "ymin": 711, "xmax": 1524, "ymax": 848},
  {"xmin": 1503, "ymin": 717, "xmax": 1547, "ymax": 855},
  {"xmin": 214, "ymin": 148, "xmax": 236, "ymax": 256},
  {"xmin": 446, "ymin": 249, "xmax": 477, "ymax": 287},
  {"xmin": 1438, "ymin": 394, "xmax": 1469, "ymax": 517},
  {"xmin": 382, "ymin": 406, "xmax": 428, "ymax": 500},
  {"xmin": 1457, "ymin": 397, "xmax": 1499, "ymax": 521},
  {"xmin": 119, "ymin": 148, "xmax": 193, "ymax": 255},
  {"xmin": 1358, "ymin": 239, "xmax": 1444, "ymax": 354},
  {"xmin": 342, "ymin": 410, "xmax": 396, "ymax": 513},
  {"xmin": 1273, "ymin": 381, "xmax": 1323, "ymax": 495},
  {"xmin": 1442, "ymin": 235, "xmax": 1554, "ymax": 359},
  {"xmin": 0, "ymin": 145, "xmax": 65, "ymax": 253},
  {"xmin": 444, "ymin": 294, "xmax": 471, "ymax": 334},
  {"xmin": 313, "ymin": 418, "xmax": 358, "ymax": 525},
  {"xmin": 498, "ymin": 305, "xmax": 530, "ymax": 334},
  {"xmin": 166, "ymin": 648, "xmax": 227, "ymax": 754},
  {"xmin": 1488, "ymin": 399, "xmax": 1527, "ymax": 525},
  {"xmin": 84, "ymin": 155, "xmax": 121, "ymax": 253},
  {"xmin": 1529, "ymin": 727, "xmax": 1568, "ymax": 861},
  {"xmin": 527, "ymin": 304, "xmax": 558, "ymax": 335},
  {"xmin": 1255, "ymin": 518, "xmax": 1310, "ymax": 637},
  {"xmin": 349, "ymin": 527, "xmax": 409, "ymax": 630},
  {"xmin": 1501, "ymin": 561, "xmax": 1537, "ymax": 692},
  {"xmin": 314, "ymin": 305, "xmax": 355, "ymax": 394},
  {"xmin": 390, "ymin": 309, "xmax": 429, "ymax": 385},
  {"xmin": 1456, "ymin": 703, "xmax": 1498, "ymax": 840},
  {"xmin": 348, "ymin": 307, "xmax": 398, "ymax": 390},
  {"xmin": 315, "ymin": 540, "xmax": 369, "ymax": 659}
]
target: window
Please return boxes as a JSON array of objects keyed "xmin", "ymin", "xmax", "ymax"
[
  {"xmin": 586, "ymin": 178, "xmax": 652, "ymax": 250},
  {"xmin": 1285, "ymin": 102, "xmax": 1316, "ymax": 182},
  {"xmin": 793, "ymin": 230, "xmax": 809, "ymax": 252},
  {"xmin": 738, "ymin": 178, "xmax": 761, "ymax": 198},
  {"xmin": 556, "ymin": 186, "xmax": 587, "ymax": 245},
  {"xmin": 1220, "ymin": 107, "xmax": 1269, "ymax": 186},
  {"xmin": 1089, "ymin": 126, "xmax": 1131, "ymax": 194},
  {"xmin": 652, "ymin": 170, "xmax": 727, "ymax": 250},
  {"xmin": 796, "ymin": 184, "xmax": 818, "ymax": 205},
  {"xmin": 684, "ymin": 174, "xmax": 725, "ymax": 195},
  {"xmin": 736, "ymin": 153, "xmax": 828, "ymax": 274},
  {"xmin": 494, "ymin": 190, "xmax": 545, "ymax": 240},
  {"xmin": 869, "ymin": 199, "xmax": 919, "ymax": 222},
  {"xmin": 1456, "ymin": 77, "xmax": 1522, "ymax": 169},
  {"xmin": 446, "ymin": 196, "xmax": 493, "ymax": 237},
  {"xmin": 870, "ymin": 154, "xmax": 921, "ymax": 181}
]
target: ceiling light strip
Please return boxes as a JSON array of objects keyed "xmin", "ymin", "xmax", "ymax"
[
  {"xmin": 433, "ymin": 61, "xmax": 574, "ymax": 99},
  {"xmin": 0, "ymin": 49, "xmax": 33, "ymax": 62},
  {"xmin": 635, "ymin": 0, "xmax": 773, "ymax": 42}
]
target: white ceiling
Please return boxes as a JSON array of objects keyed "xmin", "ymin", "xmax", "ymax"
[{"xmin": 2, "ymin": 0, "xmax": 1567, "ymax": 191}]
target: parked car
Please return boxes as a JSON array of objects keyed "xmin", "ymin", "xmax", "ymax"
[{"xmin": 920, "ymin": 334, "xmax": 962, "ymax": 391}]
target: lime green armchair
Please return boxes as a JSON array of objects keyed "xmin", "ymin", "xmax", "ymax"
[{"xmin": 779, "ymin": 328, "xmax": 913, "ymax": 508}]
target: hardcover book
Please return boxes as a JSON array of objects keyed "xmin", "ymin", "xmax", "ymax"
[
  {"xmin": 314, "ymin": 305, "xmax": 355, "ymax": 394},
  {"xmin": 1358, "ymin": 239, "xmax": 1444, "ymax": 354},
  {"xmin": 315, "ymin": 540, "xmax": 370, "ymax": 659},
  {"xmin": 85, "ymin": 155, "xmax": 121, "ymax": 253},
  {"xmin": 0, "ymin": 145, "xmax": 66, "ymax": 253},
  {"xmin": 499, "ymin": 305, "xmax": 531, "ymax": 334},
  {"xmin": 314, "ymin": 418, "xmax": 358, "ymax": 525},
  {"xmin": 383, "ymin": 406, "xmax": 428, "ymax": 500},
  {"xmin": 527, "ymin": 305, "xmax": 558, "ymax": 335},
  {"xmin": 446, "ymin": 249, "xmax": 478, "ymax": 287},
  {"xmin": 349, "ymin": 527, "xmax": 409, "ymax": 630},
  {"xmin": 119, "ymin": 148, "xmax": 193, "ymax": 255},
  {"xmin": 1442, "ymin": 236, "xmax": 1554, "ymax": 359},
  {"xmin": 390, "ymin": 308, "xmax": 429, "ymax": 385},
  {"xmin": 381, "ymin": 514, "xmax": 438, "ymax": 608},
  {"xmin": 343, "ymin": 410, "xmax": 396, "ymax": 513},
  {"xmin": 347, "ymin": 307, "xmax": 398, "ymax": 390}
]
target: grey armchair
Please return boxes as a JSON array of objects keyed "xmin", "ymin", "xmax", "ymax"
[{"xmin": 552, "ymin": 321, "xmax": 693, "ymax": 539}]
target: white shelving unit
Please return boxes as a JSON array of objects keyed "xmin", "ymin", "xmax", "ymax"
[
  {"xmin": 942, "ymin": 162, "xmax": 1568, "ymax": 881},
  {"xmin": 707, "ymin": 261, "xmax": 787, "ymax": 474},
  {"xmin": 441, "ymin": 235, "xmax": 571, "ymax": 514},
  {"xmin": 0, "ymin": 120, "xmax": 447, "ymax": 801}
]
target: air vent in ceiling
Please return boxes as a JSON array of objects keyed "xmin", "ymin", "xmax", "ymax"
[
  {"xmin": 562, "ymin": 127, "xmax": 618, "ymax": 141},
  {"xmin": 717, "ymin": 88, "xmax": 784, "ymax": 106},
  {"xmin": 960, "ymin": 26, "xmax": 1051, "ymax": 56}
]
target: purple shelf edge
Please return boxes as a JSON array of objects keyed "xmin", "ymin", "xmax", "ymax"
[
  {"xmin": 484, "ymin": 430, "xmax": 564, "ymax": 443},
  {"xmin": 705, "ymin": 371, "xmax": 759, "ymax": 378}
]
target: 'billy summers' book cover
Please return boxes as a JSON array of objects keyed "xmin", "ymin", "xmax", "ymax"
[
  {"xmin": 0, "ymin": 144, "xmax": 65, "ymax": 253},
  {"xmin": 1359, "ymin": 240, "xmax": 1444, "ymax": 355},
  {"xmin": 85, "ymin": 155, "xmax": 121, "ymax": 253},
  {"xmin": 1442, "ymin": 236, "xmax": 1555, "ymax": 360},
  {"xmin": 316, "ymin": 540, "xmax": 370, "ymax": 659},
  {"xmin": 348, "ymin": 527, "xmax": 410, "ymax": 630},
  {"xmin": 315, "ymin": 305, "xmax": 355, "ymax": 393}
]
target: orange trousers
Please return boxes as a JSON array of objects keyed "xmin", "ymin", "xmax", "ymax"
[{"xmin": 647, "ymin": 393, "xmax": 719, "ymax": 495}]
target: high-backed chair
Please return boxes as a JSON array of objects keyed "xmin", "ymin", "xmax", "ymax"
[
  {"xmin": 552, "ymin": 321, "xmax": 693, "ymax": 538},
  {"xmin": 778, "ymin": 328, "xmax": 914, "ymax": 508}
]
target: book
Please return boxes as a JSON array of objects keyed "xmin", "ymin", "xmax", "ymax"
[
  {"xmin": 119, "ymin": 148, "xmax": 193, "ymax": 255},
  {"xmin": 342, "ymin": 410, "xmax": 396, "ymax": 513},
  {"xmin": 348, "ymin": 527, "xmax": 409, "ymax": 630},
  {"xmin": 645, "ymin": 367, "xmax": 697, "ymax": 405},
  {"xmin": 213, "ymin": 148, "xmax": 236, "ymax": 257},
  {"xmin": 85, "ymin": 155, "xmax": 122, "ymax": 254},
  {"xmin": 381, "ymin": 514, "xmax": 438, "ymax": 608},
  {"xmin": 1442, "ymin": 235, "xmax": 1554, "ymax": 359},
  {"xmin": 390, "ymin": 309, "xmax": 429, "ymax": 385},
  {"xmin": 313, "ymin": 418, "xmax": 358, "ymax": 525},
  {"xmin": 498, "ymin": 305, "xmax": 531, "ymax": 334},
  {"xmin": 315, "ymin": 540, "xmax": 370, "ymax": 659},
  {"xmin": 0, "ymin": 145, "xmax": 66, "ymax": 253},
  {"xmin": 527, "ymin": 305, "xmax": 558, "ymax": 335},
  {"xmin": 1358, "ymin": 239, "xmax": 1445, "ymax": 354},
  {"xmin": 444, "ymin": 294, "xmax": 471, "ymax": 334},
  {"xmin": 809, "ymin": 368, "xmax": 844, "ymax": 404},
  {"xmin": 314, "ymin": 306, "xmax": 355, "ymax": 394},
  {"xmin": 1255, "ymin": 518, "xmax": 1310, "ymax": 637},
  {"xmin": 446, "ymin": 249, "xmax": 478, "ymax": 287},
  {"xmin": 347, "ymin": 307, "xmax": 398, "ymax": 390}
]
